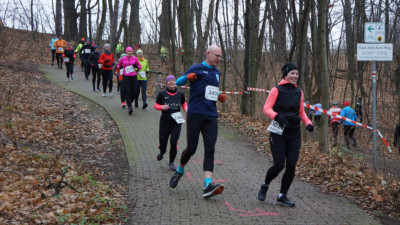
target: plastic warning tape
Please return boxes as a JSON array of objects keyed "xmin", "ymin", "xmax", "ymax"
[
  {"xmin": 247, "ymin": 87, "xmax": 392, "ymax": 152},
  {"xmin": 156, "ymin": 83, "xmax": 246, "ymax": 94}
]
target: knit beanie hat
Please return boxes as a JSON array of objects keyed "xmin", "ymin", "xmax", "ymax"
[
  {"xmin": 126, "ymin": 46, "xmax": 133, "ymax": 53},
  {"xmin": 93, "ymin": 46, "xmax": 98, "ymax": 50},
  {"xmin": 136, "ymin": 49, "xmax": 143, "ymax": 55},
  {"xmin": 282, "ymin": 62, "xmax": 299, "ymax": 78},
  {"xmin": 121, "ymin": 53, "xmax": 126, "ymax": 58},
  {"xmin": 104, "ymin": 43, "xmax": 111, "ymax": 49},
  {"xmin": 344, "ymin": 101, "xmax": 350, "ymax": 107},
  {"xmin": 165, "ymin": 75, "xmax": 176, "ymax": 84}
]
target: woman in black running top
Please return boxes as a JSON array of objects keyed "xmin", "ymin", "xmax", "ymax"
[{"xmin": 154, "ymin": 75, "xmax": 187, "ymax": 171}]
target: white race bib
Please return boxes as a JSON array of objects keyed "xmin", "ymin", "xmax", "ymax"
[
  {"xmin": 205, "ymin": 85, "xmax": 219, "ymax": 101},
  {"xmin": 98, "ymin": 64, "xmax": 102, "ymax": 68},
  {"xmin": 58, "ymin": 47, "xmax": 63, "ymax": 52},
  {"xmin": 120, "ymin": 70, "xmax": 123, "ymax": 75},
  {"xmin": 171, "ymin": 112, "xmax": 185, "ymax": 124},
  {"xmin": 138, "ymin": 71, "xmax": 146, "ymax": 78},
  {"xmin": 63, "ymin": 57, "xmax": 69, "ymax": 62},
  {"xmin": 267, "ymin": 120, "xmax": 284, "ymax": 135},
  {"xmin": 84, "ymin": 49, "xmax": 91, "ymax": 54},
  {"xmin": 125, "ymin": 65, "xmax": 135, "ymax": 73}
]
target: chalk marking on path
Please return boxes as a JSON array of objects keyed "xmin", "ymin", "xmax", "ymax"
[{"xmin": 185, "ymin": 172, "xmax": 227, "ymax": 183}]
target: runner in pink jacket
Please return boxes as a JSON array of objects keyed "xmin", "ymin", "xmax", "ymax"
[{"xmin": 116, "ymin": 47, "xmax": 142, "ymax": 115}]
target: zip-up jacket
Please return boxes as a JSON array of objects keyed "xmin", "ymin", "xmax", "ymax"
[
  {"xmin": 98, "ymin": 52, "xmax": 114, "ymax": 70},
  {"xmin": 137, "ymin": 58, "xmax": 149, "ymax": 81},
  {"xmin": 81, "ymin": 44, "xmax": 94, "ymax": 56},
  {"xmin": 50, "ymin": 38, "xmax": 58, "ymax": 50},
  {"xmin": 328, "ymin": 106, "xmax": 341, "ymax": 124},
  {"xmin": 117, "ymin": 55, "xmax": 141, "ymax": 76},
  {"xmin": 339, "ymin": 106, "xmax": 357, "ymax": 126},
  {"xmin": 53, "ymin": 39, "xmax": 67, "ymax": 53}
]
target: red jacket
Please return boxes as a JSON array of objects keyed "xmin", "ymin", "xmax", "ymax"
[{"xmin": 98, "ymin": 53, "xmax": 114, "ymax": 70}]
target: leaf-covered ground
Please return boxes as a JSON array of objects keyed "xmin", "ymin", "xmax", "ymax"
[{"xmin": 0, "ymin": 28, "xmax": 132, "ymax": 224}]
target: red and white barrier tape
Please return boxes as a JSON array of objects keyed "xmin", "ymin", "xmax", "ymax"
[
  {"xmin": 247, "ymin": 87, "xmax": 392, "ymax": 153},
  {"xmin": 155, "ymin": 83, "xmax": 247, "ymax": 94}
]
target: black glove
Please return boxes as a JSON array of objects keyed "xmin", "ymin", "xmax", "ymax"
[
  {"xmin": 105, "ymin": 60, "xmax": 110, "ymax": 64},
  {"xmin": 133, "ymin": 63, "xmax": 138, "ymax": 69},
  {"xmin": 274, "ymin": 114, "xmax": 288, "ymax": 129},
  {"xmin": 306, "ymin": 124, "xmax": 314, "ymax": 132}
]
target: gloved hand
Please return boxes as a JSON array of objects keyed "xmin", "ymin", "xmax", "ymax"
[
  {"xmin": 218, "ymin": 94, "xmax": 226, "ymax": 103},
  {"xmin": 306, "ymin": 124, "xmax": 314, "ymax": 132},
  {"xmin": 133, "ymin": 64, "xmax": 138, "ymax": 68},
  {"xmin": 187, "ymin": 73, "xmax": 197, "ymax": 82},
  {"xmin": 105, "ymin": 60, "xmax": 110, "ymax": 64},
  {"xmin": 274, "ymin": 114, "xmax": 288, "ymax": 129}
]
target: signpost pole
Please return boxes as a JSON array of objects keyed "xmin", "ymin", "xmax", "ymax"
[{"xmin": 372, "ymin": 61, "xmax": 377, "ymax": 172}]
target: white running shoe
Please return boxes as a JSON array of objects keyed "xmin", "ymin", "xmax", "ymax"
[
  {"xmin": 108, "ymin": 93, "xmax": 113, "ymax": 97},
  {"xmin": 66, "ymin": 79, "xmax": 70, "ymax": 82},
  {"xmin": 102, "ymin": 93, "xmax": 106, "ymax": 97}
]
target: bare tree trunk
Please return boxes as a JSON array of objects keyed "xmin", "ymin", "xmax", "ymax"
[
  {"xmin": 55, "ymin": 0, "xmax": 62, "ymax": 35},
  {"xmin": 194, "ymin": 0, "xmax": 214, "ymax": 60},
  {"xmin": 178, "ymin": 0, "xmax": 194, "ymax": 69},
  {"xmin": 116, "ymin": 0, "xmax": 129, "ymax": 44},
  {"xmin": 343, "ymin": 0, "xmax": 355, "ymax": 104},
  {"xmin": 233, "ymin": 0, "xmax": 239, "ymax": 52},
  {"xmin": 271, "ymin": 0, "xmax": 287, "ymax": 63},
  {"xmin": 317, "ymin": 0, "xmax": 329, "ymax": 152},
  {"xmin": 240, "ymin": 0, "xmax": 251, "ymax": 115},
  {"xmin": 63, "ymin": 0, "xmax": 78, "ymax": 40},
  {"xmin": 215, "ymin": 0, "xmax": 226, "ymax": 112},
  {"xmin": 159, "ymin": 0, "xmax": 171, "ymax": 48},
  {"xmin": 96, "ymin": 0, "xmax": 106, "ymax": 45},
  {"xmin": 128, "ymin": 0, "xmax": 140, "ymax": 46},
  {"xmin": 109, "ymin": 0, "xmax": 119, "ymax": 51},
  {"xmin": 79, "ymin": 0, "xmax": 87, "ymax": 39},
  {"xmin": 167, "ymin": 0, "xmax": 177, "ymax": 75}
]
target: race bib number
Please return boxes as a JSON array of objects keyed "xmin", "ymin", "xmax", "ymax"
[
  {"xmin": 84, "ymin": 49, "xmax": 91, "ymax": 54},
  {"xmin": 63, "ymin": 57, "xmax": 69, "ymax": 62},
  {"xmin": 125, "ymin": 65, "xmax": 135, "ymax": 73},
  {"xmin": 98, "ymin": 64, "xmax": 102, "ymax": 68},
  {"xmin": 138, "ymin": 71, "xmax": 146, "ymax": 78},
  {"xmin": 119, "ymin": 70, "xmax": 123, "ymax": 75},
  {"xmin": 205, "ymin": 85, "xmax": 219, "ymax": 101},
  {"xmin": 58, "ymin": 47, "xmax": 63, "ymax": 52},
  {"xmin": 267, "ymin": 120, "xmax": 284, "ymax": 135},
  {"xmin": 171, "ymin": 112, "xmax": 185, "ymax": 124}
]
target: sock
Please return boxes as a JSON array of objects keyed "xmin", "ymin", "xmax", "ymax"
[
  {"xmin": 176, "ymin": 165, "xmax": 184, "ymax": 174},
  {"xmin": 262, "ymin": 182, "xmax": 268, "ymax": 186},
  {"xmin": 278, "ymin": 193, "xmax": 283, "ymax": 198},
  {"xmin": 204, "ymin": 178, "xmax": 212, "ymax": 189}
]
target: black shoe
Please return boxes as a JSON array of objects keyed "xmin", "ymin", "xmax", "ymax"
[
  {"xmin": 134, "ymin": 102, "xmax": 139, "ymax": 108},
  {"xmin": 257, "ymin": 183, "xmax": 268, "ymax": 201},
  {"xmin": 51, "ymin": 63, "xmax": 54, "ymax": 66},
  {"xmin": 157, "ymin": 153, "xmax": 164, "ymax": 161},
  {"xmin": 169, "ymin": 171, "xmax": 183, "ymax": 188},
  {"xmin": 143, "ymin": 103, "xmax": 148, "ymax": 109},
  {"xmin": 128, "ymin": 107, "xmax": 133, "ymax": 115},
  {"xmin": 277, "ymin": 194, "xmax": 295, "ymax": 207},
  {"xmin": 203, "ymin": 183, "xmax": 224, "ymax": 199},
  {"xmin": 353, "ymin": 140, "xmax": 357, "ymax": 147}
]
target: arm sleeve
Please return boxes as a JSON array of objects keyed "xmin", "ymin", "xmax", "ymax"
[
  {"xmin": 53, "ymin": 41, "xmax": 57, "ymax": 47},
  {"xmin": 136, "ymin": 58, "xmax": 142, "ymax": 70},
  {"xmin": 299, "ymin": 91, "xmax": 312, "ymax": 126},
  {"xmin": 176, "ymin": 75, "xmax": 188, "ymax": 86},
  {"xmin": 98, "ymin": 54, "xmax": 104, "ymax": 63},
  {"xmin": 263, "ymin": 87, "xmax": 279, "ymax": 120},
  {"xmin": 154, "ymin": 103, "xmax": 163, "ymax": 111},
  {"xmin": 181, "ymin": 102, "xmax": 188, "ymax": 112},
  {"xmin": 73, "ymin": 52, "xmax": 76, "ymax": 59}
]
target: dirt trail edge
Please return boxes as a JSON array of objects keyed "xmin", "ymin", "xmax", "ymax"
[{"xmin": 42, "ymin": 65, "xmax": 380, "ymax": 225}]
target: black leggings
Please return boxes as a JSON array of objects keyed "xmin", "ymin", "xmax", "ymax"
[
  {"xmin": 119, "ymin": 81, "xmax": 126, "ymax": 103},
  {"xmin": 331, "ymin": 122, "xmax": 340, "ymax": 139},
  {"xmin": 159, "ymin": 119, "xmax": 182, "ymax": 164},
  {"xmin": 56, "ymin": 53, "xmax": 63, "ymax": 66},
  {"xmin": 102, "ymin": 69, "xmax": 113, "ymax": 93},
  {"xmin": 92, "ymin": 67, "xmax": 101, "ymax": 89},
  {"xmin": 264, "ymin": 132, "xmax": 301, "ymax": 195},
  {"xmin": 65, "ymin": 62, "xmax": 74, "ymax": 78},
  {"xmin": 122, "ymin": 75, "xmax": 138, "ymax": 108},
  {"xmin": 82, "ymin": 56, "xmax": 90, "ymax": 78},
  {"xmin": 180, "ymin": 113, "xmax": 218, "ymax": 172},
  {"xmin": 51, "ymin": 50, "xmax": 56, "ymax": 63}
]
